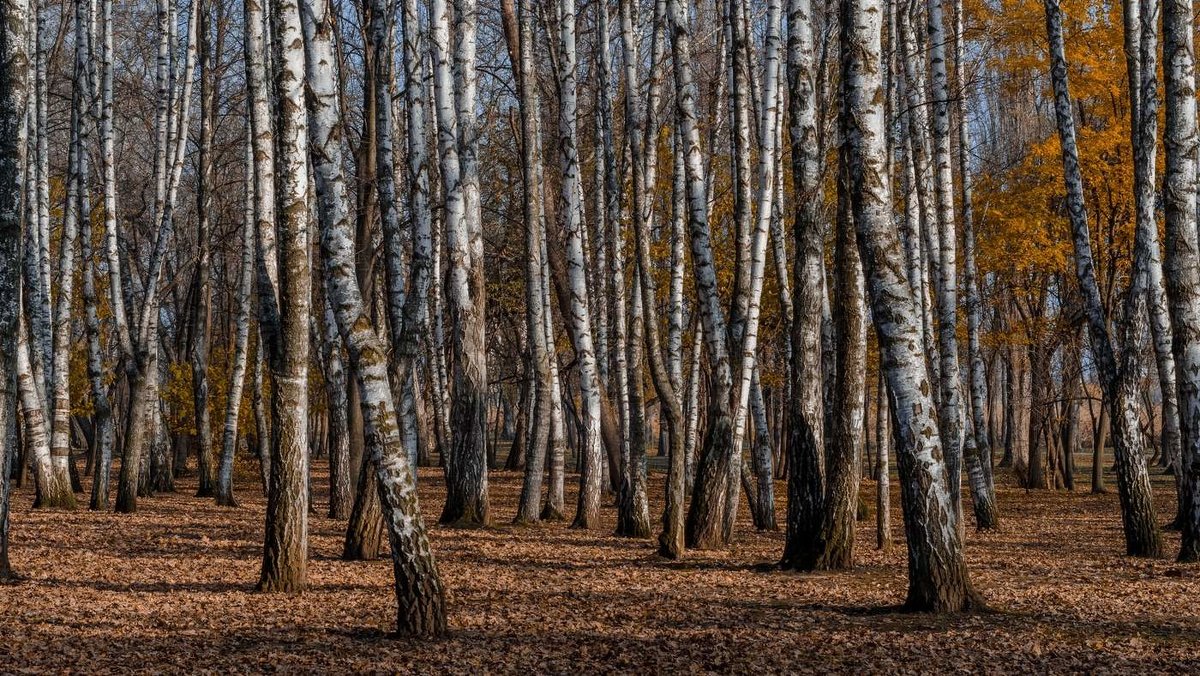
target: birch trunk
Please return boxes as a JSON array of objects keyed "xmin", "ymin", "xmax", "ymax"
[
  {"xmin": 506, "ymin": 0, "xmax": 551, "ymax": 524},
  {"xmin": 319, "ymin": 296, "xmax": 351, "ymax": 520},
  {"xmin": 99, "ymin": 0, "xmax": 127, "ymax": 361},
  {"xmin": 82, "ymin": 138, "xmax": 113, "ymax": 512},
  {"xmin": 215, "ymin": 131, "xmax": 255, "ymax": 508},
  {"xmin": 431, "ymin": 0, "xmax": 489, "ymax": 527},
  {"xmin": 303, "ymin": 0, "xmax": 446, "ymax": 631},
  {"xmin": 819, "ymin": 152, "xmax": 866, "ymax": 570},
  {"xmin": 45, "ymin": 0, "xmax": 94, "ymax": 510},
  {"xmin": 925, "ymin": 0, "xmax": 963, "ymax": 527},
  {"xmin": 116, "ymin": 0, "xmax": 198, "ymax": 513},
  {"xmin": 781, "ymin": 0, "xmax": 827, "ymax": 570},
  {"xmin": 1161, "ymin": 0, "xmax": 1200, "ymax": 562},
  {"xmin": 843, "ymin": 0, "xmax": 980, "ymax": 609},
  {"xmin": 556, "ymin": 0, "xmax": 604, "ymax": 532},
  {"xmin": 1042, "ymin": 0, "xmax": 1162, "ymax": 558},
  {"xmin": 258, "ymin": 0, "xmax": 312, "ymax": 591},
  {"xmin": 954, "ymin": 0, "xmax": 998, "ymax": 529},
  {"xmin": 192, "ymin": 0, "xmax": 216, "ymax": 498},
  {"xmin": 668, "ymin": 0, "xmax": 738, "ymax": 551},
  {"xmin": 875, "ymin": 368, "xmax": 891, "ymax": 550},
  {"xmin": 723, "ymin": 0, "xmax": 784, "ymax": 542},
  {"xmin": 0, "ymin": 0, "xmax": 28, "ymax": 579}
]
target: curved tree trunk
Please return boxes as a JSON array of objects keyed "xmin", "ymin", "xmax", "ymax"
[
  {"xmin": 843, "ymin": 0, "xmax": 981, "ymax": 610},
  {"xmin": 668, "ymin": 0, "xmax": 738, "ymax": 551},
  {"xmin": 303, "ymin": 0, "xmax": 446, "ymax": 632},
  {"xmin": 1043, "ymin": 0, "xmax": 1162, "ymax": 558}
]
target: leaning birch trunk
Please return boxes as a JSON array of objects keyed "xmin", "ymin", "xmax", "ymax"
[
  {"xmin": 953, "ymin": 0, "xmax": 998, "ymax": 530},
  {"xmin": 215, "ymin": 131, "xmax": 255, "ymax": 508},
  {"xmin": 843, "ymin": 0, "xmax": 981, "ymax": 610},
  {"xmin": 258, "ymin": 0, "xmax": 312, "ymax": 592},
  {"xmin": 302, "ymin": 0, "xmax": 446, "ymax": 631},
  {"xmin": 924, "ymin": 0, "xmax": 963, "ymax": 526},
  {"xmin": 1161, "ymin": 0, "xmax": 1200, "ymax": 562},
  {"xmin": 1122, "ymin": 0, "xmax": 1182, "ymax": 528},
  {"xmin": 780, "ymin": 0, "xmax": 827, "ymax": 570},
  {"xmin": 1042, "ymin": 0, "xmax": 1162, "ymax": 557},
  {"xmin": 0, "ymin": 0, "xmax": 28, "ymax": 580},
  {"xmin": 668, "ymin": 0, "xmax": 738, "ymax": 551},
  {"xmin": 723, "ymin": 0, "xmax": 783, "ymax": 543}
]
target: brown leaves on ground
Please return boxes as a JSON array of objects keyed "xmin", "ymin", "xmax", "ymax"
[{"xmin": 1, "ymin": 463, "xmax": 1198, "ymax": 673}]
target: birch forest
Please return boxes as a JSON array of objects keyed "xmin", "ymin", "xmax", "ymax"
[{"xmin": 0, "ymin": 0, "xmax": 1199, "ymax": 669}]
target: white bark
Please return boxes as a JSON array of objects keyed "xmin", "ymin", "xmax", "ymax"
[
  {"xmin": 258, "ymin": 0, "xmax": 312, "ymax": 591},
  {"xmin": 556, "ymin": 0, "xmax": 604, "ymax": 531},
  {"xmin": 668, "ymin": 0, "xmax": 737, "ymax": 551},
  {"xmin": 0, "ymin": 0, "xmax": 28, "ymax": 577},
  {"xmin": 1161, "ymin": 0, "xmax": 1200, "ymax": 561},
  {"xmin": 1042, "ymin": 0, "xmax": 1162, "ymax": 557},
  {"xmin": 302, "ymin": 0, "xmax": 446, "ymax": 625},
  {"xmin": 954, "ymin": 0, "xmax": 997, "ymax": 529},
  {"xmin": 844, "ymin": 0, "xmax": 978, "ymax": 608},
  {"xmin": 216, "ymin": 131, "xmax": 256, "ymax": 508}
]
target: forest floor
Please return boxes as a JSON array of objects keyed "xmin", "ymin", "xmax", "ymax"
[{"xmin": 2, "ymin": 458, "xmax": 1199, "ymax": 674}]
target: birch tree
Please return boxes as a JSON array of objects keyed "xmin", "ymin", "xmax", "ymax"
[
  {"xmin": 302, "ymin": 0, "xmax": 446, "ymax": 631},
  {"xmin": 668, "ymin": 0, "xmax": 738, "ymax": 551},
  {"xmin": 1042, "ymin": 0, "xmax": 1162, "ymax": 558},
  {"xmin": 258, "ymin": 0, "xmax": 313, "ymax": 591},
  {"xmin": 953, "ymin": 0, "xmax": 998, "ymax": 530},
  {"xmin": 431, "ymin": 0, "xmax": 490, "ymax": 527},
  {"xmin": 0, "ymin": 0, "xmax": 28, "ymax": 581},
  {"xmin": 116, "ymin": 0, "xmax": 199, "ymax": 513},
  {"xmin": 215, "ymin": 131, "xmax": 255, "ymax": 508},
  {"xmin": 781, "ymin": 0, "xmax": 828, "ymax": 570},
  {"xmin": 1161, "ymin": 0, "xmax": 1200, "ymax": 562},
  {"xmin": 556, "ymin": 0, "xmax": 604, "ymax": 532},
  {"xmin": 191, "ymin": 0, "xmax": 217, "ymax": 498},
  {"xmin": 843, "ymin": 0, "xmax": 981, "ymax": 610},
  {"xmin": 503, "ymin": 0, "xmax": 551, "ymax": 524}
]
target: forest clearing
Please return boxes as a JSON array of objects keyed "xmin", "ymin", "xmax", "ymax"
[{"xmin": 3, "ymin": 461, "xmax": 1198, "ymax": 672}]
